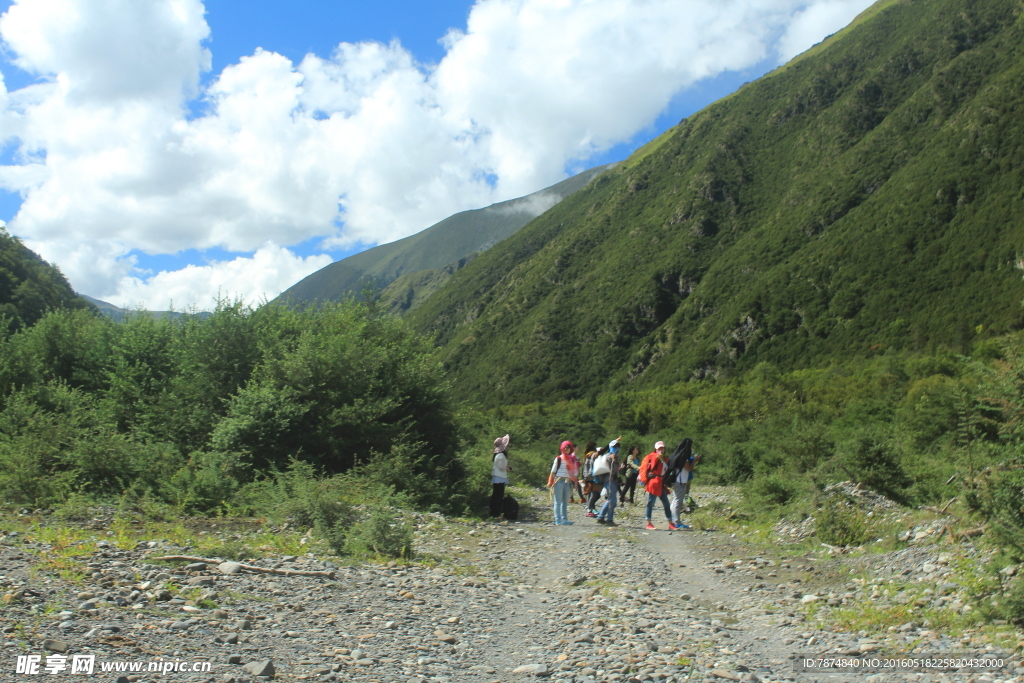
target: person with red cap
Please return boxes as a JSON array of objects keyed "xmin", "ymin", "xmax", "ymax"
[
  {"xmin": 639, "ymin": 441, "xmax": 675, "ymax": 530},
  {"xmin": 547, "ymin": 440, "xmax": 579, "ymax": 525}
]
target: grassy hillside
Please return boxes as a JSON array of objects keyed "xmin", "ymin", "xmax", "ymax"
[
  {"xmin": 407, "ymin": 0, "xmax": 1024, "ymax": 405},
  {"xmin": 375, "ymin": 254, "xmax": 478, "ymax": 316},
  {"xmin": 276, "ymin": 164, "xmax": 614, "ymax": 305},
  {"xmin": 0, "ymin": 228, "xmax": 91, "ymax": 330}
]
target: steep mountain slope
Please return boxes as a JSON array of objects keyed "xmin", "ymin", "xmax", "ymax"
[
  {"xmin": 407, "ymin": 0, "xmax": 1024, "ymax": 405},
  {"xmin": 0, "ymin": 229, "xmax": 91, "ymax": 329},
  {"xmin": 276, "ymin": 164, "xmax": 614, "ymax": 305}
]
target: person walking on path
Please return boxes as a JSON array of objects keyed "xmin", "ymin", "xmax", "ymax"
[
  {"xmin": 585, "ymin": 445, "xmax": 605, "ymax": 517},
  {"xmin": 547, "ymin": 440, "xmax": 579, "ymax": 525},
  {"xmin": 639, "ymin": 441, "xmax": 676, "ymax": 530},
  {"xmin": 666, "ymin": 438, "xmax": 698, "ymax": 529},
  {"xmin": 571, "ymin": 443, "xmax": 585, "ymax": 504},
  {"xmin": 490, "ymin": 434, "xmax": 512, "ymax": 519},
  {"xmin": 620, "ymin": 446, "xmax": 642, "ymax": 505},
  {"xmin": 683, "ymin": 448, "xmax": 700, "ymax": 508},
  {"xmin": 597, "ymin": 437, "xmax": 623, "ymax": 526}
]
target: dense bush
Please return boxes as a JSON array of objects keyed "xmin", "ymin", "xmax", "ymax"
[
  {"xmin": 815, "ymin": 495, "xmax": 870, "ymax": 547},
  {"xmin": 343, "ymin": 502, "xmax": 414, "ymax": 559},
  {"xmin": 742, "ymin": 471, "xmax": 808, "ymax": 509},
  {"xmin": 0, "ymin": 300, "xmax": 462, "ymax": 512},
  {"xmin": 469, "ymin": 339, "xmax": 1024, "ymax": 516}
]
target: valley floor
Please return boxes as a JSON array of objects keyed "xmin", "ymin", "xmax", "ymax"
[{"xmin": 1, "ymin": 488, "xmax": 1020, "ymax": 683}]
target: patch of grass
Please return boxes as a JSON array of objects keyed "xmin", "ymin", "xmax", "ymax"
[
  {"xmin": 246, "ymin": 530, "xmax": 308, "ymax": 557},
  {"xmin": 447, "ymin": 563, "xmax": 483, "ymax": 577},
  {"xmin": 811, "ymin": 569, "xmax": 983, "ymax": 639},
  {"xmin": 582, "ymin": 577, "xmax": 623, "ymax": 599},
  {"xmin": 194, "ymin": 537, "xmax": 257, "ymax": 561}
]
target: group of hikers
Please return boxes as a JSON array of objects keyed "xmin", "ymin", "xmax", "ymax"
[{"xmin": 490, "ymin": 434, "xmax": 701, "ymax": 529}]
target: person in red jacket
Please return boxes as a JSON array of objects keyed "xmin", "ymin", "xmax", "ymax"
[{"xmin": 639, "ymin": 441, "xmax": 677, "ymax": 530}]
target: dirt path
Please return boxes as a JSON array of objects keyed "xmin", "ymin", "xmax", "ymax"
[{"xmin": 0, "ymin": 491, "xmax": 1019, "ymax": 683}]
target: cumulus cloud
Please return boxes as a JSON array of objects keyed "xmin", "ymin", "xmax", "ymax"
[
  {"xmin": 494, "ymin": 192, "xmax": 561, "ymax": 219},
  {"xmin": 0, "ymin": 0, "xmax": 874, "ymax": 309},
  {"xmin": 777, "ymin": 0, "xmax": 872, "ymax": 63},
  {"xmin": 110, "ymin": 243, "xmax": 332, "ymax": 312}
]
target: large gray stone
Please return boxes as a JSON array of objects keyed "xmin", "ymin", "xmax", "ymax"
[
  {"xmin": 512, "ymin": 664, "xmax": 548, "ymax": 675},
  {"xmin": 42, "ymin": 639, "xmax": 69, "ymax": 653},
  {"xmin": 242, "ymin": 659, "xmax": 275, "ymax": 677}
]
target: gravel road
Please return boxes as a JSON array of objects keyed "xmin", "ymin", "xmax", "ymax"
[{"xmin": 1, "ymin": 489, "xmax": 1020, "ymax": 683}]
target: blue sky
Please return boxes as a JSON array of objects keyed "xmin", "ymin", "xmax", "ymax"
[{"xmin": 0, "ymin": 0, "xmax": 873, "ymax": 309}]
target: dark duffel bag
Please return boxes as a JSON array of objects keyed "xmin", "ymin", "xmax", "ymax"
[{"xmin": 502, "ymin": 495, "xmax": 519, "ymax": 521}]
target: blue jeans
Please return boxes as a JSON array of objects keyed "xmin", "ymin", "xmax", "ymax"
[
  {"xmin": 553, "ymin": 479, "xmax": 571, "ymax": 522},
  {"xmin": 646, "ymin": 491, "xmax": 672, "ymax": 521},
  {"xmin": 598, "ymin": 478, "xmax": 618, "ymax": 523}
]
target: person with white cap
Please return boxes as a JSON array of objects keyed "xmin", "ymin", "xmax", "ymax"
[
  {"xmin": 639, "ymin": 441, "xmax": 675, "ymax": 530},
  {"xmin": 596, "ymin": 437, "xmax": 623, "ymax": 526},
  {"xmin": 490, "ymin": 434, "xmax": 512, "ymax": 519}
]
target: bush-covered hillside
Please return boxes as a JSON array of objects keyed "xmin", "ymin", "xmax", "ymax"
[
  {"xmin": 0, "ymin": 228, "xmax": 91, "ymax": 330},
  {"xmin": 407, "ymin": 0, "xmax": 1024, "ymax": 405},
  {"xmin": 0, "ymin": 301, "xmax": 462, "ymax": 512}
]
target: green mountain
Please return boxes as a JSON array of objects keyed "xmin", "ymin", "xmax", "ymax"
[
  {"xmin": 276, "ymin": 164, "xmax": 614, "ymax": 306},
  {"xmin": 78, "ymin": 294, "xmax": 209, "ymax": 321},
  {"xmin": 0, "ymin": 229, "xmax": 91, "ymax": 329},
  {"xmin": 406, "ymin": 0, "xmax": 1024, "ymax": 405}
]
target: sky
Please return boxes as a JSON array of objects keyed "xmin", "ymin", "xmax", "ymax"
[{"xmin": 0, "ymin": 0, "xmax": 876, "ymax": 311}]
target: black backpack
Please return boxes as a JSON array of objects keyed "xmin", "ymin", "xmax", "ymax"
[
  {"xmin": 502, "ymin": 495, "xmax": 520, "ymax": 521},
  {"xmin": 664, "ymin": 439, "xmax": 691, "ymax": 486}
]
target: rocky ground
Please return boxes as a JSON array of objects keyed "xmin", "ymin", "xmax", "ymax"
[{"xmin": 1, "ymin": 487, "xmax": 1022, "ymax": 683}]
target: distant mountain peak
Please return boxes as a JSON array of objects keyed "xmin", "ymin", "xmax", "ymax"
[{"xmin": 275, "ymin": 163, "xmax": 615, "ymax": 307}]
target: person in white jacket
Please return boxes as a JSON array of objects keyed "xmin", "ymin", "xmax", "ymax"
[{"xmin": 491, "ymin": 434, "xmax": 512, "ymax": 518}]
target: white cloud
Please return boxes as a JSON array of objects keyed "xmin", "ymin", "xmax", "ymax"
[
  {"xmin": 0, "ymin": 0, "xmax": 874, "ymax": 309},
  {"xmin": 112, "ymin": 243, "xmax": 331, "ymax": 312},
  {"xmin": 494, "ymin": 192, "xmax": 561, "ymax": 218},
  {"xmin": 778, "ymin": 0, "xmax": 871, "ymax": 63}
]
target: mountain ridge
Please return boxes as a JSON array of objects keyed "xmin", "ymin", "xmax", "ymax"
[
  {"xmin": 404, "ymin": 0, "xmax": 1024, "ymax": 405},
  {"xmin": 0, "ymin": 228, "xmax": 91, "ymax": 329},
  {"xmin": 276, "ymin": 164, "xmax": 615, "ymax": 306}
]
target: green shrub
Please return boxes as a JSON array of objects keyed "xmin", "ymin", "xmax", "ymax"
[
  {"xmin": 971, "ymin": 465, "xmax": 1024, "ymax": 561},
  {"xmin": 343, "ymin": 501, "xmax": 413, "ymax": 559},
  {"xmin": 815, "ymin": 495, "xmax": 869, "ymax": 547},
  {"xmin": 742, "ymin": 471, "xmax": 807, "ymax": 509},
  {"xmin": 835, "ymin": 428, "xmax": 910, "ymax": 504},
  {"xmin": 166, "ymin": 451, "xmax": 248, "ymax": 514}
]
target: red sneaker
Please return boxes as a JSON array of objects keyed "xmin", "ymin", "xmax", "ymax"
[{"xmin": 645, "ymin": 521, "xmax": 656, "ymax": 531}]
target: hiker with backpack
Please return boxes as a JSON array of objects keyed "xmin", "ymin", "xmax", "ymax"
[
  {"xmin": 639, "ymin": 441, "xmax": 679, "ymax": 530},
  {"xmin": 580, "ymin": 442, "xmax": 600, "ymax": 516},
  {"xmin": 585, "ymin": 445, "xmax": 607, "ymax": 517},
  {"xmin": 666, "ymin": 438, "xmax": 699, "ymax": 530},
  {"xmin": 548, "ymin": 440, "xmax": 580, "ymax": 525},
  {"xmin": 620, "ymin": 445, "xmax": 642, "ymax": 505},
  {"xmin": 570, "ymin": 443, "xmax": 585, "ymax": 504},
  {"xmin": 491, "ymin": 434, "xmax": 513, "ymax": 519},
  {"xmin": 596, "ymin": 437, "xmax": 623, "ymax": 526}
]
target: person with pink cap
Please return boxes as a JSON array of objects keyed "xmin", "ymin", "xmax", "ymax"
[
  {"xmin": 639, "ymin": 441, "xmax": 675, "ymax": 530},
  {"xmin": 547, "ymin": 440, "xmax": 579, "ymax": 525},
  {"xmin": 490, "ymin": 434, "xmax": 512, "ymax": 519}
]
